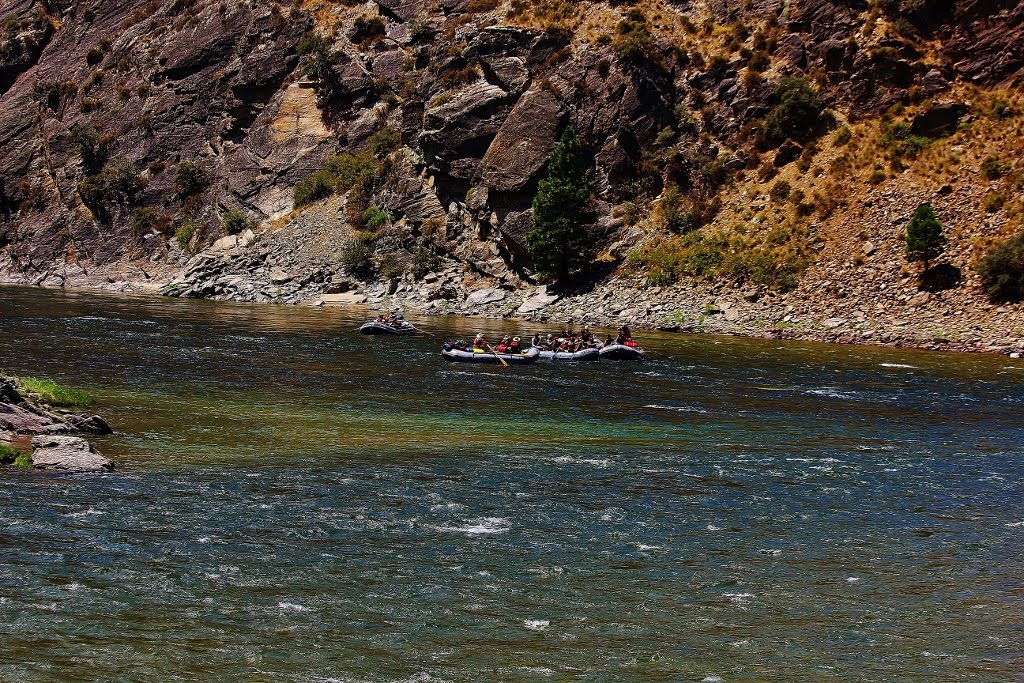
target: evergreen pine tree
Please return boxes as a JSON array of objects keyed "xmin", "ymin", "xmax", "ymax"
[
  {"xmin": 527, "ymin": 127, "xmax": 595, "ymax": 282},
  {"xmin": 905, "ymin": 202, "xmax": 946, "ymax": 272}
]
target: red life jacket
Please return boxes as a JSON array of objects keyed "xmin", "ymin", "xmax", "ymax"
[{"xmin": 625, "ymin": 339, "xmax": 638, "ymax": 348}]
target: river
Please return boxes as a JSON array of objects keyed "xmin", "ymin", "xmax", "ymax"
[{"xmin": 1, "ymin": 286, "xmax": 1022, "ymax": 681}]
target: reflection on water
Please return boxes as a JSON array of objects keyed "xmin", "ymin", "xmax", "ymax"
[{"xmin": 1, "ymin": 286, "xmax": 1023, "ymax": 681}]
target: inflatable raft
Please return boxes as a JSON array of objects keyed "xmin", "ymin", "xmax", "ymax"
[
  {"xmin": 359, "ymin": 321, "xmax": 418, "ymax": 335},
  {"xmin": 441, "ymin": 347, "xmax": 540, "ymax": 364},
  {"xmin": 598, "ymin": 343, "xmax": 645, "ymax": 360},
  {"xmin": 534, "ymin": 347, "xmax": 600, "ymax": 361}
]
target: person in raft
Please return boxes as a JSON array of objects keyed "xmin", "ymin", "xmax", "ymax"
[
  {"xmin": 509, "ymin": 337, "xmax": 522, "ymax": 354},
  {"xmin": 615, "ymin": 325, "xmax": 640, "ymax": 348},
  {"xmin": 473, "ymin": 333, "xmax": 487, "ymax": 350}
]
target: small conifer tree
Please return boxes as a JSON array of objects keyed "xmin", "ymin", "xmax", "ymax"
[
  {"xmin": 905, "ymin": 202, "xmax": 946, "ymax": 272},
  {"xmin": 526, "ymin": 127, "xmax": 595, "ymax": 282}
]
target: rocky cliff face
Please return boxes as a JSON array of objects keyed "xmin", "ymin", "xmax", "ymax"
[{"xmin": 0, "ymin": 0, "xmax": 1022, "ymax": 350}]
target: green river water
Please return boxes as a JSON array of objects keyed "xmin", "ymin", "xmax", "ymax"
[{"xmin": 1, "ymin": 285, "xmax": 1022, "ymax": 682}]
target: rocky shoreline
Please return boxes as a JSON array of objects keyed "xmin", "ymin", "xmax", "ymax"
[
  {"xmin": 0, "ymin": 374, "xmax": 114, "ymax": 473},
  {"xmin": 2, "ymin": 237, "xmax": 1022, "ymax": 357}
]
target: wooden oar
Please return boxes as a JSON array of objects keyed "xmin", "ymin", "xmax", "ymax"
[{"xmin": 484, "ymin": 342, "xmax": 509, "ymax": 367}]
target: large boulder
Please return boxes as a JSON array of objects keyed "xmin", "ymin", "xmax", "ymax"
[
  {"xmin": 465, "ymin": 288, "xmax": 506, "ymax": 306},
  {"xmin": 479, "ymin": 86, "xmax": 564, "ymax": 192},
  {"xmin": 31, "ymin": 435, "xmax": 114, "ymax": 473},
  {"xmin": 516, "ymin": 288, "xmax": 559, "ymax": 314},
  {"xmin": 911, "ymin": 101, "xmax": 969, "ymax": 137},
  {"xmin": 0, "ymin": 399, "xmax": 58, "ymax": 433},
  {"xmin": 420, "ymin": 82, "xmax": 515, "ymax": 178},
  {"xmin": 65, "ymin": 414, "xmax": 114, "ymax": 436}
]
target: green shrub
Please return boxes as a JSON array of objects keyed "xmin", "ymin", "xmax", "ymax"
[
  {"xmin": 16, "ymin": 377, "xmax": 94, "ymax": 408},
  {"xmin": 983, "ymin": 192, "xmax": 1005, "ymax": 212},
  {"xmin": 769, "ymin": 180, "xmax": 791, "ymax": 202},
  {"xmin": 378, "ymin": 253, "xmax": 403, "ymax": 279},
  {"xmin": 293, "ymin": 152, "xmax": 377, "ymax": 209},
  {"xmin": 340, "ymin": 237, "xmax": 375, "ymax": 277},
  {"xmin": 613, "ymin": 10, "xmax": 654, "ymax": 64},
  {"xmin": 369, "ymin": 127, "xmax": 401, "ymax": 156},
  {"xmin": 409, "ymin": 16, "xmax": 434, "ymax": 41},
  {"xmin": 175, "ymin": 221, "xmax": 198, "ymax": 250},
  {"xmin": 33, "ymin": 79, "xmax": 78, "ymax": 111},
  {"xmin": 1, "ymin": 444, "xmax": 26, "ymax": 465},
  {"xmin": 764, "ymin": 77, "xmax": 824, "ymax": 144},
  {"xmin": 220, "ymin": 209, "xmax": 252, "ymax": 235},
  {"xmin": 174, "ymin": 160, "xmax": 209, "ymax": 197},
  {"xmin": 653, "ymin": 126, "xmax": 675, "ymax": 148},
  {"xmin": 345, "ymin": 178, "xmax": 372, "ymax": 228},
  {"xmin": 70, "ymin": 126, "xmax": 111, "ymax": 175},
  {"xmin": 297, "ymin": 31, "xmax": 330, "ymax": 57},
  {"xmin": 658, "ymin": 185, "xmax": 717, "ymax": 233},
  {"xmin": 293, "ymin": 174, "xmax": 333, "ymax": 209},
  {"xmin": 130, "ymin": 207, "xmax": 156, "ymax": 239},
  {"xmin": 362, "ymin": 204, "xmax": 389, "ymax": 231},
  {"xmin": 747, "ymin": 49, "xmax": 770, "ymax": 72},
  {"xmin": 881, "ymin": 120, "xmax": 911, "ymax": 144},
  {"xmin": 977, "ymin": 229, "xmax": 1024, "ymax": 302},
  {"xmin": 86, "ymin": 45, "xmax": 104, "ymax": 66},
  {"xmin": 78, "ymin": 158, "xmax": 142, "ymax": 220},
  {"xmin": 980, "ymin": 155, "xmax": 1008, "ymax": 181},
  {"xmin": 352, "ymin": 15, "xmax": 386, "ymax": 43},
  {"xmin": 411, "ymin": 248, "xmax": 440, "ymax": 278},
  {"xmin": 832, "ymin": 125, "xmax": 852, "ymax": 146},
  {"xmin": 986, "ymin": 97, "xmax": 1013, "ymax": 120}
]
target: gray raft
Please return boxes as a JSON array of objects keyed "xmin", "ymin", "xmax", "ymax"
[
  {"xmin": 359, "ymin": 321, "xmax": 418, "ymax": 335},
  {"xmin": 441, "ymin": 348, "xmax": 540, "ymax": 364},
  {"xmin": 534, "ymin": 347, "xmax": 600, "ymax": 361},
  {"xmin": 598, "ymin": 343, "xmax": 645, "ymax": 360}
]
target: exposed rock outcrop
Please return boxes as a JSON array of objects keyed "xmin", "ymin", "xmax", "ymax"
[
  {"xmin": 1, "ymin": 374, "xmax": 115, "ymax": 473},
  {"xmin": 30, "ymin": 434, "xmax": 113, "ymax": 473}
]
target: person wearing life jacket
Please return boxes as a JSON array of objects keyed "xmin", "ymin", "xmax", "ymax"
[
  {"xmin": 473, "ymin": 333, "xmax": 487, "ymax": 350},
  {"xmin": 496, "ymin": 335, "xmax": 511, "ymax": 353},
  {"xmin": 509, "ymin": 337, "xmax": 522, "ymax": 354}
]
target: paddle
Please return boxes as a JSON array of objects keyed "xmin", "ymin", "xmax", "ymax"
[{"xmin": 484, "ymin": 342, "xmax": 509, "ymax": 367}]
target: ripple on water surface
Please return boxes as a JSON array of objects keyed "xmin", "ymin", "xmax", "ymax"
[{"xmin": 1, "ymin": 286, "xmax": 1024, "ymax": 681}]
